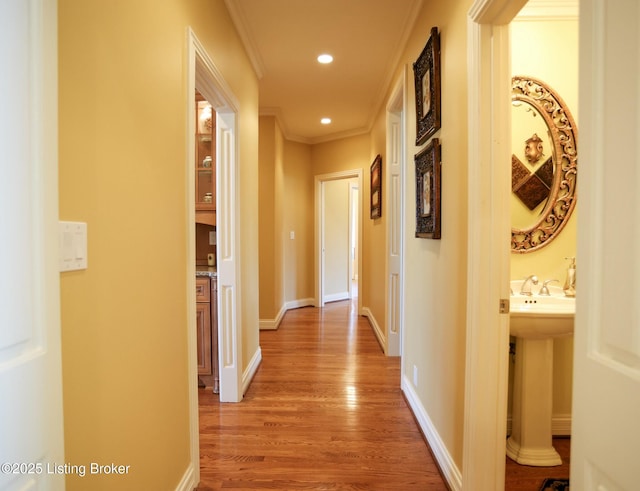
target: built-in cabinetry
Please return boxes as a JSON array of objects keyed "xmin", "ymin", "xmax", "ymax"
[
  {"xmin": 196, "ymin": 273, "xmax": 218, "ymax": 393},
  {"xmin": 196, "ymin": 90, "xmax": 216, "ymax": 226}
]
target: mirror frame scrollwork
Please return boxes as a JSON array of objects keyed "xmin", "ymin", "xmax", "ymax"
[{"xmin": 511, "ymin": 76, "xmax": 578, "ymax": 253}]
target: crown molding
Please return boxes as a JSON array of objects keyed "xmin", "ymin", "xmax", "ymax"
[
  {"xmin": 224, "ymin": 0, "xmax": 265, "ymax": 79},
  {"xmin": 516, "ymin": 0, "xmax": 578, "ymax": 20}
]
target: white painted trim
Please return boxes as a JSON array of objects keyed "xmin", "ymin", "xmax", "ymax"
[
  {"xmin": 223, "ymin": 0, "xmax": 265, "ymax": 79},
  {"xmin": 464, "ymin": 1, "xmax": 525, "ymax": 489},
  {"xmin": 323, "ymin": 291, "xmax": 350, "ymax": 303},
  {"xmin": 286, "ymin": 298, "xmax": 316, "ymax": 310},
  {"xmin": 385, "ymin": 68, "xmax": 407, "ymax": 358},
  {"xmin": 242, "ymin": 346, "xmax": 262, "ymax": 395},
  {"xmin": 506, "ymin": 414, "xmax": 572, "ymax": 437},
  {"xmin": 259, "ymin": 298, "xmax": 316, "ymax": 330},
  {"xmin": 362, "ymin": 307, "xmax": 386, "ymax": 354},
  {"xmin": 185, "ymin": 25, "xmax": 244, "ymax": 487},
  {"xmin": 517, "ymin": 0, "xmax": 578, "ymax": 20},
  {"xmin": 185, "ymin": 28, "xmax": 201, "ymax": 488},
  {"xmin": 402, "ymin": 376, "xmax": 462, "ymax": 491},
  {"xmin": 259, "ymin": 304, "xmax": 287, "ymax": 330},
  {"xmin": 174, "ymin": 463, "xmax": 196, "ymax": 491}
]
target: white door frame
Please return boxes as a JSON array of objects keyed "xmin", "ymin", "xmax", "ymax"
[
  {"xmin": 464, "ymin": 0, "xmax": 527, "ymax": 488},
  {"xmin": 315, "ymin": 170, "xmax": 363, "ymax": 311},
  {"xmin": 385, "ymin": 70, "xmax": 407, "ymax": 357},
  {"xmin": 186, "ymin": 27, "xmax": 243, "ymax": 485}
]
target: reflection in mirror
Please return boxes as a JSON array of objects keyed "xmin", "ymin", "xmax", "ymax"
[{"xmin": 511, "ymin": 76, "xmax": 578, "ymax": 253}]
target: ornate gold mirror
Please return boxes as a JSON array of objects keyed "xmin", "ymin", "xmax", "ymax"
[{"xmin": 511, "ymin": 76, "xmax": 578, "ymax": 253}]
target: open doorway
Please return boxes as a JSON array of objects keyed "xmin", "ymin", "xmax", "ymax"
[
  {"xmin": 186, "ymin": 27, "xmax": 243, "ymax": 484},
  {"xmin": 315, "ymin": 170, "xmax": 363, "ymax": 312}
]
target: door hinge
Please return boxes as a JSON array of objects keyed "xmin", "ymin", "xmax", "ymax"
[{"xmin": 499, "ymin": 298, "xmax": 510, "ymax": 314}]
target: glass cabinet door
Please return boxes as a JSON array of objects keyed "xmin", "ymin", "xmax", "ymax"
[{"xmin": 196, "ymin": 93, "xmax": 215, "ymax": 211}]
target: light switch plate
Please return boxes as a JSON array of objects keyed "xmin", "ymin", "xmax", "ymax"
[
  {"xmin": 209, "ymin": 231, "xmax": 216, "ymax": 245},
  {"xmin": 59, "ymin": 221, "xmax": 88, "ymax": 272}
]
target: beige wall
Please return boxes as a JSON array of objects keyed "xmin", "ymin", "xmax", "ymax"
[
  {"xmin": 282, "ymin": 140, "xmax": 314, "ymax": 303},
  {"xmin": 58, "ymin": 0, "xmax": 259, "ymax": 489},
  {"xmin": 310, "ymin": 134, "xmax": 375, "ymax": 310},
  {"xmin": 258, "ymin": 116, "xmax": 282, "ymax": 319},
  {"xmin": 366, "ymin": 115, "xmax": 388, "ymax": 334},
  {"xmin": 259, "ymin": 118, "xmax": 314, "ymax": 322},
  {"xmin": 511, "ymin": 16, "xmax": 579, "ymax": 423},
  {"xmin": 389, "ymin": 0, "xmax": 472, "ymax": 468}
]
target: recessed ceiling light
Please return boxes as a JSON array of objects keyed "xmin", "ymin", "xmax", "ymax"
[
  {"xmin": 317, "ymin": 54, "xmax": 334, "ymax": 64},
  {"xmin": 321, "ymin": 118, "xmax": 332, "ymax": 125}
]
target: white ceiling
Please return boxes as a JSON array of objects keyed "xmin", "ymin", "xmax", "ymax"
[{"xmin": 225, "ymin": 0, "xmax": 424, "ymax": 144}]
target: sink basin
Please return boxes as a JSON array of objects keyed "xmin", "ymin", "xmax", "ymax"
[
  {"xmin": 506, "ymin": 279, "xmax": 575, "ymax": 467},
  {"xmin": 509, "ymin": 280, "xmax": 575, "ymax": 339}
]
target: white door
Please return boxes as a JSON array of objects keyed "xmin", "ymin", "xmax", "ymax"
[
  {"xmin": 321, "ymin": 179, "xmax": 351, "ymax": 303},
  {"xmin": 572, "ymin": 1, "xmax": 640, "ymax": 489},
  {"xmin": 215, "ymin": 109, "xmax": 242, "ymax": 403},
  {"xmin": 386, "ymin": 76, "xmax": 405, "ymax": 357},
  {"xmin": 0, "ymin": 1, "xmax": 65, "ymax": 490}
]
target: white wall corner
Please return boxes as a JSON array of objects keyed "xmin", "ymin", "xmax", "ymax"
[
  {"xmin": 362, "ymin": 307, "xmax": 386, "ymax": 354},
  {"xmin": 402, "ymin": 375, "xmax": 463, "ymax": 491},
  {"xmin": 242, "ymin": 346, "xmax": 262, "ymax": 395}
]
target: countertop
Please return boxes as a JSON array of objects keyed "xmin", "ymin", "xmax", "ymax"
[{"xmin": 196, "ymin": 265, "xmax": 217, "ymax": 278}]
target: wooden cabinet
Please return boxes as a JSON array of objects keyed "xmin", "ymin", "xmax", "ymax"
[
  {"xmin": 196, "ymin": 91, "xmax": 216, "ymax": 226},
  {"xmin": 196, "ymin": 275, "xmax": 218, "ymax": 393}
]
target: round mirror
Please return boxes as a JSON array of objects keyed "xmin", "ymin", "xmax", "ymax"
[{"xmin": 511, "ymin": 76, "xmax": 578, "ymax": 253}]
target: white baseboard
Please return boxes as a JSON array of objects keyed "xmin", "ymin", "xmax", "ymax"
[
  {"xmin": 362, "ymin": 307, "xmax": 386, "ymax": 354},
  {"xmin": 323, "ymin": 291, "xmax": 349, "ymax": 303},
  {"xmin": 259, "ymin": 297, "xmax": 315, "ymax": 330},
  {"xmin": 175, "ymin": 463, "xmax": 196, "ymax": 491},
  {"xmin": 259, "ymin": 304, "xmax": 286, "ymax": 330},
  {"xmin": 242, "ymin": 346, "xmax": 262, "ymax": 395},
  {"xmin": 506, "ymin": 413, "xmax": 572, "ymax": 437},
  {"xmin": 551, "ymin": 413, "xmax": 572, "ymax": 436},
  {"xmin": 401, "ymin": 374, "xmax": 463, "ymax": 491}
]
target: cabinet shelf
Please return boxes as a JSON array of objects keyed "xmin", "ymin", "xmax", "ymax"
[{"xmin": 196, "ymin": 91, "xmax": 216, "ymax": 214}]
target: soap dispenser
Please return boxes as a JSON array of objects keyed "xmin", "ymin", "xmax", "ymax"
[{"xmin": 563, "ymin": 257, "xmax": 576, "ymax": 297}]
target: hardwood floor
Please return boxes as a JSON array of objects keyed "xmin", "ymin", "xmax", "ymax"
[
  {"xmin": 197, "ymin": 298, "xmax": 570, "ymax": 490},
  {"xmin": 505, "ymin": 437, "xmax": 571, "ymax": 491},
  {"xmin": 197, "ymin": 299, "xmax": 448, "ymax": 490}
]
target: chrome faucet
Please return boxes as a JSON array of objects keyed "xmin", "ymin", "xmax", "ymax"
[
  {"xmin": 519, "ymin": 275, "xmax": 539, "ymax": 296},
  {"xmin": 538, "ymin": 279, "xmax": 559, "ymax": 296}
]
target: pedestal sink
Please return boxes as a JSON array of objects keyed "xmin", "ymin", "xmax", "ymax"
[{"xmin": 507, "ymin": 280, "xmax": 574, "ymax": 467}]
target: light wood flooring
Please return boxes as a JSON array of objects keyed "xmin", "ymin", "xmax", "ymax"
[{"xmin": 197, "ymin": 298, "xmax": 570, "ymax": 490}]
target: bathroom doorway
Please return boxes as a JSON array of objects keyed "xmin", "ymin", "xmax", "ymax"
[{"xmin": 465, "ymin": 0, "xmax": 578, "ymax": 488}]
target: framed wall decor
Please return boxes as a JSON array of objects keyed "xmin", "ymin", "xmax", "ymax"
[
  {"xmin": 415, "ymin": 138, "xmax": 441, "ymax": 239},
  {"xmin": 413, "ymin": 26, "xmax": 441, "ymax": 146},
  {"xmin": 370, "ymin": 154, "xmax": 382, "ymax": 219}
]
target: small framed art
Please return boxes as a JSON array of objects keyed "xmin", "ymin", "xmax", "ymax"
[
  {"xmin": 370, "ymin": 154, "xmax": 382, "ymax": 219},
  {"xmin": 413, "ymin": 26, "xmax": 441, "ymax": 146},
  {"xmin": 415, "ymin": 138, "xmax": 441, "ymax": 239}
]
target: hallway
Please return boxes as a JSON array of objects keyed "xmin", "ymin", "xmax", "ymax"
[{"xmin": 196, "ymin": 299, "xmax": 448, "ymax": 490}]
